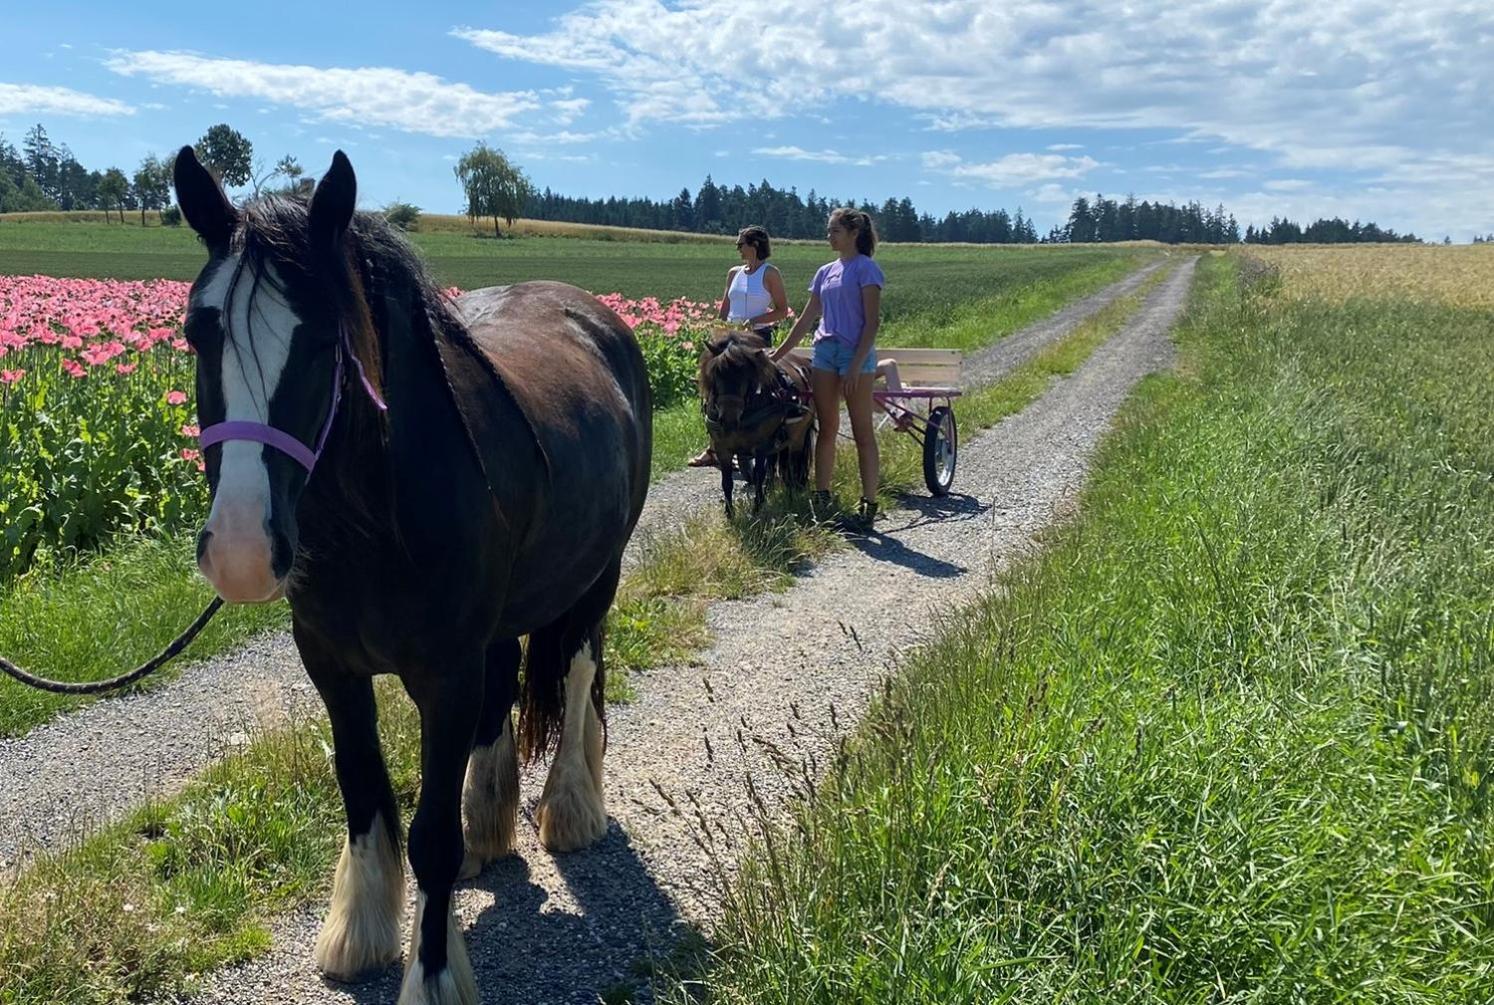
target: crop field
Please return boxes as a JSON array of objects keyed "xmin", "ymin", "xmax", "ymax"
[
  {"xmin": 0, "ymin": 216, "xmax": 1133, "ymax": 310},
  {"xmin": 694, "ymin": 246, "xmax": 1494, "ymax": 1003}
]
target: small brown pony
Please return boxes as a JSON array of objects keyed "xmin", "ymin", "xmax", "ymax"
[{"xmin": 698, "ymin": 329, "xmax": 815, "ymax": 515}]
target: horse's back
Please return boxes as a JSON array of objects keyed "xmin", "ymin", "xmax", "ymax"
[{"xmin": 448, "ymin": 282, "xmax": 650, "ymax": 623}]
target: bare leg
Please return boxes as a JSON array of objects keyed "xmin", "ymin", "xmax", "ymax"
[
  {"xmin": 845, "ymin": 369, "xmax": 880, "ymax": 504},
  {"xmin": 811, "ymin": 367, "xmax": 842, "ymax": 493}
]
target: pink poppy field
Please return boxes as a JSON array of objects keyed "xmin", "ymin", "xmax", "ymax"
[{"xmin": 0, "ymin": 273, "xmax": 720, "ymax": 581}]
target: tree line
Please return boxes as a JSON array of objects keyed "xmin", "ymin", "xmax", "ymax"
[
  {"xmin": 1, "ymin": 122, "xmax": 1428, "ymax": 245},
  {"xmin": 0, "ymin": 123, "xmax": 306, "ymax": 223}
]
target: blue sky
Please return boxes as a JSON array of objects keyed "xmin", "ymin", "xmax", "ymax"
[{"xmin": 2, "ymin": 1, "xmax": 1491, "ymax": 240}]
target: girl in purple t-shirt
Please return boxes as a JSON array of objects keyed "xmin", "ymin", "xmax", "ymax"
[{"xmin": 773, "ymin": 207, "xmax": 884, "ymax": 530}]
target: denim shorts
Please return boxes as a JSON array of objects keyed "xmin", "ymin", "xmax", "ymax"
[{"xmin": 811, "ymin": 337, "xmax": 876, "ymax": 376}]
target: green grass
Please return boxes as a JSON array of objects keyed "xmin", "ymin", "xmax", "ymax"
[
  {"xmin": 688, "ymin": 254, "xmax": 1494, "ymax": 1003},
  {"xmin": 0, "ymin": 535, "xmax": 285, "ymax": 736}
]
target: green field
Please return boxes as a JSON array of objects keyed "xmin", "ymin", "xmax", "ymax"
[
  {"xmin": 0, "ymin": 217, "xmax": 1135, "ymax": 315},
  {"xmin": 694, "ymin": 252, "xmax": 1494, "ymax": 1003}
]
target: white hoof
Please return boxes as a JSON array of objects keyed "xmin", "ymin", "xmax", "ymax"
[
  {"xmin": 399, "ymin": 893, "xmax": 477, "ymax": 1005},
  {"xmin": 461, "ymin": 722, "xmax": 519, "ymax": 877},
  {"xmin": 314, "ymin": 815, "xmax": 403, "ymax": 981}
]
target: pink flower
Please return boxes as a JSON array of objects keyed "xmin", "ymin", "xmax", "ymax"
[
  {"xmin": 1, "ymin": 368, "xmax": 24, "ymax": 385},
  {"xmin": 62, "ymin": 358, "xmax": 86, "ymax": 379},
  {"xmin": 165, "ymin": 390, "xmax": 188, "ymax": 406},
  {"xmin": 180, "ymin": 448, "xmax": 200, "ymax": 462},
  {"xmin": 181, "ymin": 423, "xmax": 200, "ymax": 438},
  {"xmin": 115, "ymin": 362, "xmax": 138, "ymax": 375}
]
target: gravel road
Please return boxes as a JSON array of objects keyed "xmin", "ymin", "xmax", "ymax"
[{"xmin": 186, "ymin": 256, "xmax": 1196, "ymax": 1005}]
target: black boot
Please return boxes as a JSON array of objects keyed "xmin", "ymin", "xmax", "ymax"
[{"xmin": 855, "ymin": 497, "xmax": 879, "ymax": 531}]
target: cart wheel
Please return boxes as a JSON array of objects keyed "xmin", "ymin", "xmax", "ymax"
[{"xmin": 922, "ymin": 405, "xmax": 957, "ymax": 496}]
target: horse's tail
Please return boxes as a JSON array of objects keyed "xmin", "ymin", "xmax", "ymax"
[{"xmin": 518, "ymin": 562, "xmax": 618, "ymax": 762}]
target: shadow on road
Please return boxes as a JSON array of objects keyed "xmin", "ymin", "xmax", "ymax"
[{"xmin": 319, "ymin": 820, "xmax": 704, "ymax": 1005}]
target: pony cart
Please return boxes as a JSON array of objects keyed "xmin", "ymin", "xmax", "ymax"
[{"xmin": 786, "ymin": 347, "xmax": 963, "ymax": 496}]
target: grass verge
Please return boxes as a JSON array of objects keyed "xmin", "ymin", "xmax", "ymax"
[{"xmin": 685, "ymin": 254, "xmax": 1494, "ymax": 1002}]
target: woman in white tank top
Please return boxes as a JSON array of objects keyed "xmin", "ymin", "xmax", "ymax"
[
  {"xmin": 689, "ymin": 225, "xmax": 790, "ymax": 466},
  {"xmin": 718, "ymin": 226, "xmax": 788, "ymax": 343}
]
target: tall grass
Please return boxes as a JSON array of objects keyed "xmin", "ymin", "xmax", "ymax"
[{"xmin": 691, "ymin": 254, "xmax": 1494, "ymax": 1002}]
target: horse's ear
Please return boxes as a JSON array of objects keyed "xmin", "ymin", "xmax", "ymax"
[
  {"xmin": 309, "ymin": 150, "xmax": 356, "ymax": 254},
  {"xmin": 173, "ymin": 145, "xmax": 236, "ymax": 248}
]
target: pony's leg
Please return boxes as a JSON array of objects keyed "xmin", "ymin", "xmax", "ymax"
[
  {"xmin": 400, "ymin": 664, "xmax": 483, "ymax": 1005},
  {"xmin": 752, "ymin": 449, "xmax": 769, "ymax": 512},
  {"xmin": 720, "ymin": 457, "xmax": 735, "ymax": 517},
  {"xmin": 303, "ymin": 658, "xmax": 403, "ymax": 982},
  {"xmin": 531, "ymin": 560, "xmax": 619, "ymax": 852},
  {"xmin": 459, "ymin": 637, "xmax": 521, "ymax": 880}
]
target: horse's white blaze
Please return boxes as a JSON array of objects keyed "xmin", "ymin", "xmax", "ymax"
[
  {"xmin": 400, "ymin": 892, "xmax": 477, "ymax": 1005},
  {"xmin": 314, "ymin": 811, "xmax": 404, "ymax": 979},
  {"xmin": 197, "ymin": 256, "xmax": 302, "ymax": 601},
  {"xmin": 536, "ymin": 642, "xmax": 608, "ymax": 852}
]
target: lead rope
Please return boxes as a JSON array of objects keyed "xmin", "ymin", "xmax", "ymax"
[{"xmin": 0, "ymin": 598, "xmax": 223, "ymax": 695}]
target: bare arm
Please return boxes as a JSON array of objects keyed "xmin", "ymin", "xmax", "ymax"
[
  {"xmin": 751, "ymin": 266, "xmax": 790, "ymax": 327},
  {"xmin": 717, "ymin": 266, "xmax": 736, "ymax": 322},
  {"xmin": 845, "ymin": 284, "xmax": 883, "ymax": 393},
  {"xmin": 772, "ymin": 292, "xmax": 822, "ymax": 361}
]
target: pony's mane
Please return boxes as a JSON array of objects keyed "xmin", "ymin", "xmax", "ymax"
[{"xmin": 698, "ymin": 329, "xmax": 778, "ymax": 403}]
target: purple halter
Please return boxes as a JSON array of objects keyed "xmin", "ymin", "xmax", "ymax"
[{"xmin": 198, "ymin": 328, "xmax": 388, "ymax": 474}]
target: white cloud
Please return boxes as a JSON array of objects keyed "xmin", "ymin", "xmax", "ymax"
[
  {"xmin": 755, "ymin": 145, "xmax": 884, "ymax": 167},
  {"xmin": 924, "ymin": 150, "xmax": 1100, "ymax": 187},
  {"xmin": 1027, "ymin": 183, "xmax": 1079, "ymax": 204},
  {"xmin": 550, "ymin": 96, "xmax": 590, "ymax": 124},
  {"xmin": 1264, "ymin": 179, "xmax": 1313, "ymax": 192},
  {"xmin": 457, "ymin": 0, "xmax": 1494, "ymax": 237},
  {"xmin": 105, "ymin": 51, "xmax": 541, "ymax": 139},
  {"xmin": 1046, "ymin": 143, "xmax": 1083, "ymax": 152},
  {"xmin": 0, "ymin": 82, "xmax": 133, "ymax": 117}
]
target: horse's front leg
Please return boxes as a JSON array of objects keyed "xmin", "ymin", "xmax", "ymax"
[
  {"xmin": 301, "ymin": 634, "xmax": 404, "ymax": 983},
  {"xmin": 400, "ymin": 660, "xmax": 484, "ymax": 1005},
  {"xmin": 752, "ymin": 448, "xmax": 770, "ymax": 513},
  {"xmin": 719, "ymin": 456, "xmax": 735, "ymax": 517}
]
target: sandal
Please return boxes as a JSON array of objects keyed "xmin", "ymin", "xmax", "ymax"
[{"xmin": 688, "ymin": 447, "xmax": 718, "ymax": 467}]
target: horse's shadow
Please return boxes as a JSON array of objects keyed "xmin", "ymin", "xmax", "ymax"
[{"xmin": 327, "ymin": 820, "xmax": 704, "ymax": 1004}]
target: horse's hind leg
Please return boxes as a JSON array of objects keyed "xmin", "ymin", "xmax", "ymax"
[
  {"xmin": 524, "ymin": 559, "xmax": 619, "ymax": 852},
  {"xmin": 302, "ymin": 645, "xmax": 403, "ymax": 983},
  {"xmin": 459, "ymin": 636, "xmax": 520, "ymax": 880},
  {"xmin": 401, "ymin": 660, "xmax": 484, "ymax": 1005}
]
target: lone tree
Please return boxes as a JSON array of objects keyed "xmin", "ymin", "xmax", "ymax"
[
  {"xmin": 132, "ymin": 153, "xmax": 172, "ymax": 225},
  {"xmin": 454, "ymin": 144, "xmax": 532, "ymax": 238},
  {"xmin": 97, "ymin": 167, "xmax": 129, "ymax": 223},
  {"xmin": 194, "ymin": 124, "xmax": 253, "ymax": 188}
]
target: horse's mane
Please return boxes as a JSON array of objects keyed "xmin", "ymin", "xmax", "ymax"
[{"xmin": 698, "ymin": 329, "xmax": 779, "ymax": 403}]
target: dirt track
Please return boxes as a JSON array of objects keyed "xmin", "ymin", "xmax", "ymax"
[{"xmin": 185, "ymin": 256, "xmax": 1196, "ymax": 1004}]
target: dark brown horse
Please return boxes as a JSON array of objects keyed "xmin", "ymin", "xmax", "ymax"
[
  {"xmin": 698, "ymin": 329, "xmax": 814, "ymax": 515},
  {"xmin": 174, "ymin": 147, "xmax": 650, "ymax": 1005}
]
